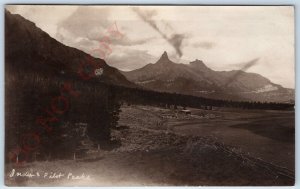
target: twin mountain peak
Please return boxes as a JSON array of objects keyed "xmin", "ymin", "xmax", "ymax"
[{"xmin": 156, "ymin": 51, "xmax": 210, "ymax": 71}]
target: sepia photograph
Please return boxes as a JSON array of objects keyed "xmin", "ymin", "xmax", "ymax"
[{"xmin": 4, "ymin": 5, "xmax": 295, "ymax": 186}]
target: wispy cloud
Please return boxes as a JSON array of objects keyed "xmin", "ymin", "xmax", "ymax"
[
  {"xmin": 225, "ymin": 58, "xmax": 260, "ymax": 86},
  {"xmin": 132, "ymin": 7, "xmax": 184, "ymax": 57},
  {"xmin": 192, "ymin": 41, "xmax": 216, "ymax": 49},
  {"xmin": 106, "ymin": 49, "xmax": 157, "ymax": 70}
]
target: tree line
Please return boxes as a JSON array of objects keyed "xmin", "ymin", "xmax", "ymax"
[{"xmin": 5, "ymin": 71, "xmax": 294, "ymax": 163}]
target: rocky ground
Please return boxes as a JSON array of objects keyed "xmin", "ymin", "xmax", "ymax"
[{"xmin": 5, "ymin": 105, "xmax": 295, "ymax": 186}]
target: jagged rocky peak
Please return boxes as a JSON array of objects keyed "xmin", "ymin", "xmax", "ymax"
[
  {"xmin": 156, "ymin": 51, "xmax": 172, "ymax": 64},
  {"xmin": 161, "ymin": 51, "xmax": 168, "ymax": 59},
  {"xmin": 190, "ymin": 59, "xmax": 209, "ymax": 70},
  {"xmin": 192, "ymin": 59, "xmax": 203, "ymax": 63}
]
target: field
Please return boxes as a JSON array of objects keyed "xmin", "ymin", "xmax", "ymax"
[{"xmin": 5, "ymin": 105, "xmax": 295, "ymax": 186}]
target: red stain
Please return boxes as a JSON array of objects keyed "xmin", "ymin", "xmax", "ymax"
[{"xmin": 8, "ymin": 21, "xmax": 124, "ymax": 165}]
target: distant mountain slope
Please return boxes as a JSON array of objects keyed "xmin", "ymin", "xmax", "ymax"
[
  {"xmin": 5, "ymin": 10, "xmax": 134, "ymax": 87},
  {"xmin": 122, "ymin": 51, "xmax": 294, "ymax": 102},
  {"xmin": 5, "ymin": 9, "xmax": 293, "ymax": 103}
]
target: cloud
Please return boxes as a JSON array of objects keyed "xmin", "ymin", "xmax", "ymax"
[
  {"xmin": 6, "ymin": 5, "xmax": 18, "ymax": 12},
  {"xmin": 106, "ymin": 49, "xmax": 157, "ymax": 71},
  {"xmin": 55, "ymin": 6, "xmax": 156, "ymax": 58},
  {"xmin": 236, "ymin": 58, "xmax": 260, "ymax": 72},
  {"xmin": 56, "ymin": 6, "xmax": 111, "ymax": 38},
  {"xmin": 192, "ymin": 41, "xmax": 216, "ymax": 49},
  {"xmin": 132, "ymin": 7, "xmax": 184, "ymax": 57},
  {"xmin": 55, "ymin": 6, "xmax": 113, "ymax": 52},
  {"xmin": 169, "ymin": 34, "xmax": 184, "ymax": 56},
  {"xmin": 225, "ymin": 58, "xmax": 260, "ymax": 86},
  {"xmin": 110, "ymin": 35, "xmax": 156, "ymax": 46}
]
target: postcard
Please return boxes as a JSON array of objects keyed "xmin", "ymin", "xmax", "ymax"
[{"xmin": 4, "ymin": 5, "xmax": 295, "ymax": 186}]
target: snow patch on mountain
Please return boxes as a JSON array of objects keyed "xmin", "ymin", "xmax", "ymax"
[
  {"xmin": 136, "ymin": 80, "xmax": 156, "ymax": 84},
  {"xmin": 255, "ymin": 84, "xmax": 279, "ymax": 93}
]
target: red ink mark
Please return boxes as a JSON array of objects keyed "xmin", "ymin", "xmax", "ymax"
[
  {"xmin": 107, "ymin": 21, "xmax": 124, "ymax": 39},
  {"xmin": 51, "ymin": 96, "xmax": 69, "ymax": 115},
  {"xmin": 77, "ymin": 56, "xmax": 99, "ymax": 80},
  {"xmin": 8, "ymin": 147, "xmax": 29, "ymax": 165},
  {"xmin": 8, "ymin": 21, "xmax": 124, "ymax": 164},
  {"xmin": 60, "ymin": 82, "xmax": 80, "ymax": 97},
  {"xmin": 21, "ymin": 133, "xmax": 40, "ymax": 151},
  {"xmin": 36, "ymin": 116, "xmax": 58, "ymax": 133}
]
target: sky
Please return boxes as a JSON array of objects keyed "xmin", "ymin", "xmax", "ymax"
[{"xmin": 6, "ymin": 5, "xmax": 295, "ymax": 88}]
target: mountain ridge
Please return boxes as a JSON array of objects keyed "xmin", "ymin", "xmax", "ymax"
[
  {"xmin": 5, "ymin": 10, "xmax": 135, "ymax": 88},
  {"xmin": 122, "ymin": 51, "xmax": 294, "ymax": 103},
  {"xmin": 5, "ymin": 9, "xmax": 293, "ymax": 103}
]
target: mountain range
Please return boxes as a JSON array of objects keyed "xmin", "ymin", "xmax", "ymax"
[
  {"xmin": 5, "ymin": 10, "xmax": 294, "ymax": 103},
  {"xmin": 122, "ymin": 51, "xmax": 294, "ymax": 102}
]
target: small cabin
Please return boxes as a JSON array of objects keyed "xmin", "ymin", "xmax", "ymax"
[
  {"xmin": 180, "ymin": 109, "xmax": 191, "ymax": 115},
  {"xmin": 203, "ymin": 106, "xmax": 213, "ymax": 110}
]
